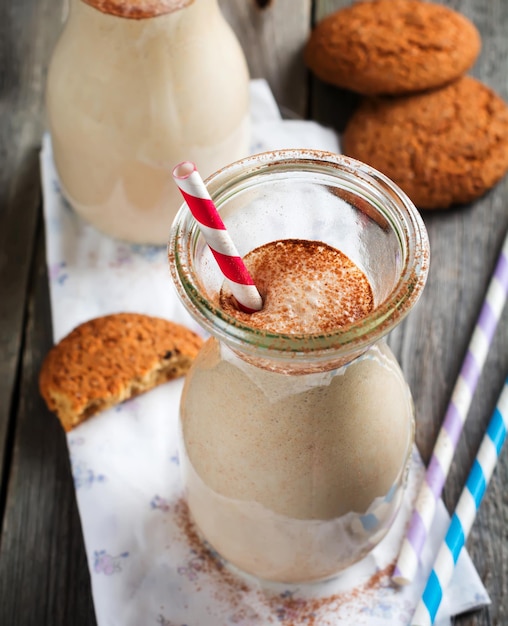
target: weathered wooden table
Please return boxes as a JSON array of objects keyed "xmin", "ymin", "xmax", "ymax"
[{"xmin": 1, "ymin": 0, "xmax": 507, "ymax": 624}]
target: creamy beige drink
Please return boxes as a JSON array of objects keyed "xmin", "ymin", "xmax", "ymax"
[
  {"xmin": 180, "ymin": 239, "xmax": 414, "ymax": 583},
  {"xmin": 46, "ymin": 0, "xmax": 250, "ymax": 243},
  {"xmin": 170, "ymin": 151, "xmax": 429, "ymax": 585}
]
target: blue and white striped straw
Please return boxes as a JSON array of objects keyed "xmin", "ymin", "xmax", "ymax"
[
  {"xmin": 393, "ymin": 232, "xmax": 508, "ymax": 585},
  {"xmin": 411, "ymin": 378, "xmax": 508, "ymax": 626}
]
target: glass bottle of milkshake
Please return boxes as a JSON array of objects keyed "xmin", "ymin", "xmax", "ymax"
[
  {"xmin": 46, "ymin": 0, "xmax": 250, "ymax": 244},
  {"xmin": 169, "ymin": 150, "xmax": 430, "ymax": 584}
]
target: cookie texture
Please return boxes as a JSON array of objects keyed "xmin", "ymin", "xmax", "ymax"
[
  {"xmin": 304, "ymin": 0, "xmax": 481, "ymax": 96},
  {"xmin": 39, "ymin": 313, "xmax": 203, "ymax": 431},
  {"xmin": 342, "ymin": 77, "xmax": 508, "ymax": 210}
]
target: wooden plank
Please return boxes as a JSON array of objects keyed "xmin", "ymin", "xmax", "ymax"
[
  {"xmin": 0, "ymin": 0, "xmax": 63, "ymax": 512},
  {"xmin": 0, "ymin": 225, "xmax": 97, "ymax": 625},
  {"xmin": 0, "ymin": 147, "xmax": 40, "ymax": 497},
  {"xmin": 219, "ymin": 0, "xmax": 312, "ymax": 117},
  {"xmin": 437, "ymin": 3, "xmax": 508, "ymax": 622},
  {"xmin": 0, "ymin": 0, "xmax": 95, "ymax": 623},
  {"xmin": 309, "ymin": 0, "xmax": 359, "ymax": 130},
  {"xmin": 310, "ymin": 2, "xmax": 508, "ymax": 624}
]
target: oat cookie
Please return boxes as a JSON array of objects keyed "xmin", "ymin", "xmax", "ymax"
[
  {"xmin": 39, "ymin": 313, "xmax": 203, "ymax": 431},
  {"xmin": 342, "ymin": 77, "xmax": 508, "ymax": 210},
  {"xmin": 304, "ymin": 0, "xmax": 481, "ymax": 96}
]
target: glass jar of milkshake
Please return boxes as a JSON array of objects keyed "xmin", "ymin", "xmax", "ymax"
[
  {"xmin": 46, "ymin": 0, "xmax": 250, "ymax": 244},
  {"xmin": 169, "ymin": 150, "xmax": 429, "ymax": 584}
]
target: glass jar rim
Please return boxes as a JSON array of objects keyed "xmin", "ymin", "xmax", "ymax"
[{"xmin": 169, "ymin": 149, "xmax": 430, "ymax": 365}]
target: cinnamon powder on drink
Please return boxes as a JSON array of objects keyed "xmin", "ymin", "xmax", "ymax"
[{"xmin": 220, "ymin": 239, "xmax": 374, "ymax": 335}]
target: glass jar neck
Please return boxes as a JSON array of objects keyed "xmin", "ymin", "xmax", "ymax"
[{"xmin": 169, "ymin": 150, "xmax": 430, "ymax": 373}]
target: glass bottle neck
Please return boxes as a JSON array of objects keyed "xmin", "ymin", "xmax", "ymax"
[{"xmin": 77, "ymin": 0, "xmax": 204, "ymax": 19}]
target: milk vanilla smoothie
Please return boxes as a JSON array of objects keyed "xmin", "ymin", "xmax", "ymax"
[
  {"xmin": 170, "ymin": 150, "xmax": 429, "ymax": 585},
  {"xmin": 180, "ymin": 239, "xmax": 414, "ymax": 583},
  {"xmin": 46, "ymin": 0, "xmax": 250, "ymax": 243}
]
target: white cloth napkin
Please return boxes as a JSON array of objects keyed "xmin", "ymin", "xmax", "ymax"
[{"xmin": 40, "ymin": 79, "xmax": 490, "ymax": 626}]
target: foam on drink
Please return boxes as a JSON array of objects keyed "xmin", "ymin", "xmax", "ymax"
[{"xmin": 220, "ymin": 239, "xmax": 374, "ymax": 333}]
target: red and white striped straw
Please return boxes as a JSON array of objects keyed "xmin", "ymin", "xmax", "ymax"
[{"xmin": 172, "ymin": 161, "xmax": 263, "ymax": 314}]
